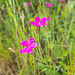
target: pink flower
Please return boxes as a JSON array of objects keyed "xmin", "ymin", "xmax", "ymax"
[
  {"xmin": 59, "ymin": 0, "xmax": 64, "ymax": 1},
  {"xmin": 27, "ymin": 2, "xmax": 31, "ymax": 6},
  {"xmin": 30, "ymin": 16, "xmax": 50, "ymax": 27},
  {"xmin": 20, "ymin": 38, "xmax": 38, "ymax": 54},
  {"xmin": 46, "ymin": 3, "xmax": 52, "ymax": 7}
]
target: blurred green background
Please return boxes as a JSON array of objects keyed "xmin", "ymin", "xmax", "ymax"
[{"xmin": 0, "ymin": 0, "xmax": 75, "ymax": 75}]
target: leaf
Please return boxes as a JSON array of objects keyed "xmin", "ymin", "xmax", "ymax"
[
  {"xmin": 45, "ymin": 68, "xmax": 60, "ymax": 75},
  {"xmin": 49, "ymin": 44, "xmax": 55, "ymax": 50},
  {"xmin": 62, "ymin": 50, "xmax": 68, "ymax": 57},
  {"xmin": 35, "ymin": 63, "xmax": 46, "ymax": 70},
  {"xmin": 29, "ymin": 17, "xmax": 34, "ymax": 21}
]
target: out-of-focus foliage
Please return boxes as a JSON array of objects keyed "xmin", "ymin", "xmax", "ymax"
[{"xmin": 0, "ymin": 0, "xmax": 75, "ymax": 75}]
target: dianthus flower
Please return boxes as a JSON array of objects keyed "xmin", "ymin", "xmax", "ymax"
[
  {"xmin": 30, "ymin": 16, "xmax": 50, "ymax": 27},
  {"xmin": 46, "ymin": 3, "xmax": 52, "ymax": 7},
  {"xmin": 27, "ymin": 2, "xmax": 31, "ymax": 6},
  {"xmin": 20, "ymin": 38, "xmax": 38, "ymax": 54},
  {"xmin": 59, "ymin": 0, "xmax": 64, "ymax": 1}
]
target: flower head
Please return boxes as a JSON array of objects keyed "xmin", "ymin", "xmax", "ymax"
[
  {"xmin": 27, "ymin": 2, "xmax": 31, "ymax": 6},
  {"xmin": 46, "ymin": 3, "xmax": 52, "ymax": 7},
  {"xmin": 30, "ymin": 16, "xmax": 50, "ymax": 27},
  {"xmin": 59, "ymin": 0, "xmax": 64, "ymax": 1},
  {"xmin": 20, "ymin": 38, "xmax": 38, "ymax": 54}
]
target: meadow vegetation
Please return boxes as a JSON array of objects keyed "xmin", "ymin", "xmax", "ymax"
[{"xmin": 0, "ymin": 0, "xmax": 75, "ymax": 75}]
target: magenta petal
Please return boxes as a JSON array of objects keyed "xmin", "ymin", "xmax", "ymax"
[
  {"xmin": 41, "ymin": 17, "xmax": 47, "ymax": 23},
  {"xmin": 20, "ymin": 47, "xmax": 27, "ymax": 54},
  {"xmin": 28, "ymin": 38, "xmax": 34, "ymax": 45},
  {"xmin": 30, "ymin": 43, "xmax": 38, "ymax": 48},
  {"xmin": 27, "ymin": 48, "xmax": 33, "ymax": 53},
  {"xmin": 30, "ymin": 21, "xmax": 41, "ymax": 27},
  {"xmin": 30, "ymin": 21, "xmax": 37, "ymax": 25},
  {"xmin": 35, "ymin": 16, "xmax": 40, "ymax": 23},
  {"xmin": 46, "ymin": 17, "xmax": 50, "ymax": 21},
  {"xmin": 27, "ymin": 2, "xmax": 31, "ymax": 6},
  {"xmin": 46, "ymin": 3, "xmax": 52, "ymax": 7},
  {"xmin": 20, "ymin": 41, "xmax": 28, "ymax": 46}
]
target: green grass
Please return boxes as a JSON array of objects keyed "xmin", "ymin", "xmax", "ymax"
[{"xmin": 0, "ymin": 0, "xmax": 75, "ymax": 75}]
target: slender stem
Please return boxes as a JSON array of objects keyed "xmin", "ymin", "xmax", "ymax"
[
  {"xmin": 67, "ymin": 58, "xmax": 75, "ymax": 75},
  {"xmin": 38, "ymin": 27, "xmax": 40, "ymax": 34},
  {"xmin": 33, "ymin": 52, "xmax": 35, "ymax": 75}
]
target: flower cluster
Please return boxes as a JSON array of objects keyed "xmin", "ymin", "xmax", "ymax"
[
  {"xmin": 20, "ymin": 0, "xmax": 62, "ymax": 54},
  {"xmin": 20, "ymin": 16, "xmax": 49, "ymax": 54}
]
